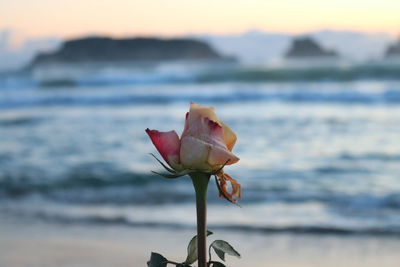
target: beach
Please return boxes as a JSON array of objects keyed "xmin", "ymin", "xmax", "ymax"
[
  {"xmin": 1, "ymin": 214, "xmax": 399, "ymax": 267},
  {"xmin": 1, "ymin": 0, "xmax": 400, "ymax": 265},
  {"xmin": 1, "ymin": 65, "xmax": 400, "ymax": 267}
]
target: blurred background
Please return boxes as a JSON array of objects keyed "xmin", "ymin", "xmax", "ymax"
[{"xmin": 1, "ymin": 0, "xmax": 400, "ymax": 266}]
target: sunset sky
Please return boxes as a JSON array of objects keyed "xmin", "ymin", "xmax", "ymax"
[{"xmin": 1, "ymin": 0, "xmax": 399, "ymax": 38}]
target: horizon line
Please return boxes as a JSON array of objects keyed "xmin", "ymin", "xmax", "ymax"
[{"xmin": 2, "ymin": 27, "xmax": 398, "ymax": 42}]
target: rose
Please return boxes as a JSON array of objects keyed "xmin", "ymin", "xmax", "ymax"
[
  {"xmin": 146, "ymin": 103, "xmax": 241, "ymax": 202},
  {"xmin": 146, "ymin": 103, "xmax": 242, "ymax": 267},
  {"xmin": 146, "ymin": 103, "xmax": 239, "ymax": 171}
]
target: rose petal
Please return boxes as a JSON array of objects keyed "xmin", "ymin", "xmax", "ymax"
[
  {"xmin": 180, "ymin": 136, "xmax": 210, "ymax": 170},
  {"xmin": 186, "ymin": 103, "xmax": 218, "ymax": 130},
  {"xmin": 202, "ymin": 118, "xmax": 239, "ymax": 166},
  {"xmin": 145, "ymin": 129, "xmax": 181, "ymax": 170},
  {"xmin": 179, "ymin": 103, "xmax": 239, "ymax": 171},
  {"xmin": 183, "ymin": 116, "xmax": 225, "ymax": 146},
  {"xmin": 220, "ymin": 122, "xmax": 237, "ymax": 151},
  {"xmin": 185, "ymin": 103, "xmax": 237, "ymax": 151},
  {"xmin": 181, "ymin": 113, "xmax": 239, "ymax": 170},
  {"xmin": 208, "ymin": 145, "xmax": 239, "ymax": 166},
  {"xmin": 181, "ymin": 115, "xmax": 239, "ymax": 169},
  {"xmin": 182, "ymin": 112, "xmax": 189, "ymax": 137}
]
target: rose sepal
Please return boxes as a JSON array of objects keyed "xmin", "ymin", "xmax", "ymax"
[
  {"xmin": 149, "ymin": 153, "xmax": 176, "ymax": 173},
  {"xmin": 150, "ymin": 154, "xmax": 231, "ymax": 178},
  {"xmin": 149, "ymin": 152, "xmax": 200, "ymax": 179},
  {"xmin": 151, "ymin": 169, "xmax": 194, "ymax": 179},
  {"xmin": 150, "ymin": 154, "xmax": 239, "ymax": 205}
]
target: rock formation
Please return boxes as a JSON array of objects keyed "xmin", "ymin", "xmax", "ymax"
[
  {"xmin": 385, "ymin": 38, "xmax": 400, "ymax": 58},
  {"xmin": 30, "ymin": 37, "xmax": 233, "ymax": 67},
  {"xmin": 285, "ymin": 37, "xmax": 338, "ymax": 58}
]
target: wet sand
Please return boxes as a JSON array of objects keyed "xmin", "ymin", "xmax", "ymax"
[{"xmin": 1, "ymin": 217, "xmax": 399, "ymax": 267}]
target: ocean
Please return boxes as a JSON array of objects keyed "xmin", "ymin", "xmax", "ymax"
[{"xmin": 1, "ymin": 63, "xmax": 400, "ymax": 237}]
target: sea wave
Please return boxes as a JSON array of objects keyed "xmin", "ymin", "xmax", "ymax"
[
  {"xmin": 197, "ymin": 65, "xmax": 400, "ymax": 83},
  {"xmin": 1, "ymin": 64, "xmax": 400, "ymax": 90},
  {"xmin": 340, "ymin": 152, "xmax": 400, "ymax": 161},
  {"xmin": 3, "ymin": 207, "xmax": 400, "ymax": 236},
  {"xmin": 1, "ymin": 83, "xmax": 400, "ymax": 109},
  {"xmin": 2, "ymin": 165, "xmax": 400, "ymax": 212},
  {"xmin": 0, "ymin": 116, "xmax": 43, "ymax": 127}
]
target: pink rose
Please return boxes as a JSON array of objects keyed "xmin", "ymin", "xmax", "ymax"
[{"xmin": 146, "ymin": 103, "xmax": 241, "ymax": 202}]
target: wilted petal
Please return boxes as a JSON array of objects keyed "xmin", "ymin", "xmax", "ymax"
[
  {"xmin": 145, "ymin": 129, "xmax": 181, "ymax": 170},
  {"xmin": 216, "ymin": 171, "xmax": 242, "ymax": 203}
]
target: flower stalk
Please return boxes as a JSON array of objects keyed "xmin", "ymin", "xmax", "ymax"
[
  {"xmin": 190, "ymin": 172, "xmax": 210, "ymax": 267},
  {"xmin": 146, "ymin": 103, "xmax": 242, "ymax": 266}
]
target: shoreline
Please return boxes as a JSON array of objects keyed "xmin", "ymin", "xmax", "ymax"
[{"xmin": 1, "ymin": 216, "xmax": 400, "ymax": 267}]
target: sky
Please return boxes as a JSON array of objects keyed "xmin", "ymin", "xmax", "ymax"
[{"xmin": 0, "ymin": 0, "xmax": 399, "ymax": 39}]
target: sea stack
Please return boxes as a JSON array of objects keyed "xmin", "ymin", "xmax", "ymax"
[
  {"xmin": 28, "ymin": 36, "xmax": 235, "ymax": 85},
  {"xmin": 285, "ymin": 37, "xmax": 338, "ymax": 59},
  {"xmin": 384, "ymin": 38, "xmax": 400, "ymax": 59},
  {"xmin": 30, "ymin": 36, "xmax": 234, "ymax": 67}
]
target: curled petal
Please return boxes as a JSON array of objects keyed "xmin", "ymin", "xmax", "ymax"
[
  {"xmin": 145, "ymin": 129, "xmax": 181, "ymax": 170},
  {"xmin": 220, "ymin": 122, "xmax": 237, "ymax": 151},
  {"xmin": 182, "ymin": 112, "xmax": 189, "ymax": 135},
  {"xmin": 183, "ymin": 103, "xmax": 238, "ymax": 151},
  {"xmin": 185, "ymin": 103, "xmax": 218, "ymax": 131},
  {"xmin": 216, "ymin": 171, "xmax": 242, "ymax": 203}
]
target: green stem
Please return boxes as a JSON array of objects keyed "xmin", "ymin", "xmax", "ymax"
[{"xmin": 190, "ymin": 172, "xmax": 210, "ymax": 267}]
